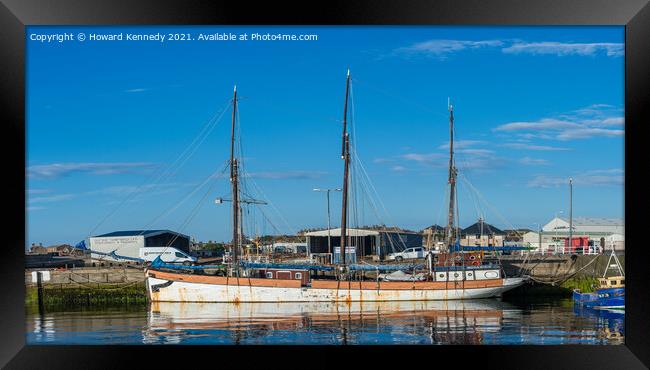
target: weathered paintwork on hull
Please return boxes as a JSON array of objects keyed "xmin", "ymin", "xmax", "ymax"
[{"xmin": 146, "ymin": 270, "xmax": 526, "ymax": 303}]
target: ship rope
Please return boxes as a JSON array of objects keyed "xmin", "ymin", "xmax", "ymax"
[
  {"xmin": 528, "ymin": 253, "xmax": 601, "ymax": 285},
  {"xmin": 136, "ymin": 161, "xmax": 229, "ymax": 234},
  {"xmin": 84, "ymin": 99, "xmax": 230, "ymax": 240},
  {"xmin": 152, "ymin": 164, "xmax": 225, "ymax": 257}
]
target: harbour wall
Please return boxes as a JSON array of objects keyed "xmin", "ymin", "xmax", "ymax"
[{"xmin": 501, "ymin": 254, "xmax": 624, "ymax": 282}]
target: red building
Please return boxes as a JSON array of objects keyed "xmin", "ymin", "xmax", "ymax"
[{"xmin": 564, "ymin": 236, "xmax": 590, "ymax": 253}]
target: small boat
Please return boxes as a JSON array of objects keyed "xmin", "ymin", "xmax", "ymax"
[{"xmin": 573, "ymin": 250, "xmax": 624, "ymax": 310}]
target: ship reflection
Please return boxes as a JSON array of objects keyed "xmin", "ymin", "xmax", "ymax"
[
  {"xmin": 143, "ymin": 299, "xmax": 518, "ymax": 344},
  {"xmin": 573, "ymin": 305, "xmax": 624, "ymax": 344}
]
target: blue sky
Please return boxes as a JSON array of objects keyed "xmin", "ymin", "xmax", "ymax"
[{"xmin": 26, "ymin": 26, "xmax": 624, "ymax": 247}]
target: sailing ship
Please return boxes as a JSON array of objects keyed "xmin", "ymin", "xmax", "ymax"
[{"xmin": 145, "ymin": 71, "xmax": 527, "ymax": 303}]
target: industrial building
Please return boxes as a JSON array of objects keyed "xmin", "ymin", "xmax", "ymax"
[
  {"xmin": 523, "ymin": 217, "xmax": 624, "ymax": 254},
  {"xmin": 88, "ymin": 230, "xmax": 191, "ymax": 261},
  {"xmin": 304, "ymin": 227, "xmax": 422, "ymax": 260}
]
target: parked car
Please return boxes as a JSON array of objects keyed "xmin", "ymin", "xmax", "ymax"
[{"xmin": 387, "ymin": 247, "xmax": 426, "ymax": 262}]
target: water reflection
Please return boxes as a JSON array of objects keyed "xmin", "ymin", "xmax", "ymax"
[
  {"xmin": 26, "ymin": 299, "xmax": 624, "ymax": 345},
  {"xmin": 573, "ymin": 305, "xmax": 625, "ymax": 344},
  {"xmin": 144, "ymin": 300, "xmax": 515, "ymax": 345}
]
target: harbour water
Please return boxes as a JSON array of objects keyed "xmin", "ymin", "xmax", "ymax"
[{"xmin": 26, "ymin": 297, "xmax": 624, "ymax": 345}]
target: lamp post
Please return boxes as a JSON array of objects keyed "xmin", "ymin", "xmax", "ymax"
[
  {"xmin": 569, "ymin": 178, "xmax": 573, "ymax": 254},
  {"xmin": 532, "ymin": 222, "xmax": 542, "ymax": 254},
  {"xmin": 554, "ymin": 211, "xmax": 563, "ymax": 254},
  {"xmin": 313, "ymin": 188, "xmax": 342, "ymax": 257}
]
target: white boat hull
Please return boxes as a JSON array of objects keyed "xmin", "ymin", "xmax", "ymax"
[{"xmin": 146, "ymin": 270, "xmax": 526, "ymax": 303}]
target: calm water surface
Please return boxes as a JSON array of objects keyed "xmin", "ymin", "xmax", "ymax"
[{"xmin": 26, "ymin": 298, "xmax": 624, "ymax": 345}]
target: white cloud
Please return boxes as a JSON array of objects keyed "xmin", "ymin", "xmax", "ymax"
[
  {"xmin": 556, "ymin": 127, "xmax": 624, "ymax": 140},
  {"xmin": 393, "ymin": 39, "xmax": 503, "ymax": 59},
  {"xmin": 244, "ymin": 171, "xmax": 328, "ymax": 180},
  {"xmin": 519, "ymin": 157, "xmax": 550, "ymax": 166},
  {"xmin": 502, "ymin": 42, "xmax": 624, "ymax": 57},
  {"xmin": 438, "ymin": 140, "xmax": 486, "ymax": 150},
  {"xmin": 527, "ymin": 168, "xmax": 623, "ymax": 188},
  {"xmin": 495, "ymin": 118, "xmax": 580, "ymax": 132},
  {"xmin": 125, "ymin": 88, "xmax": 149, "ymax": 93},
  {"xmin": 500, "ymin": 143, "xmax": 570, "ymax": 151},
  {"xmin": 28, "ymin": 194, "xmax": 75, "ymax": 204},
  {"xmin": 391, "ymin": 39, "xmax": 623, "ymax": 59},
  {"xmin": 27, "ymin": 162, "xmax": 157, "ymax": 179},
  {"xmin": 494, "ymin": 104, "xmax": 624, "ymax": 141}
]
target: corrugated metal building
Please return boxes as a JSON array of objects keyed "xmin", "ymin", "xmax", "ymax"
[
  {"xmin": 304, "ymin": 227, "xmax": 422, "ymax": 259},
  {"xmin": 89, "ymin": 230, "xmax": 191, "ymax": 261}
]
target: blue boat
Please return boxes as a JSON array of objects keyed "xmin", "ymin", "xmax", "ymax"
[
  {"xmin": 573, "ymin": 250, "xmax": 624, "ymax": 310},
  {"xmin": 573, "ymin": 285, "xmax": 625, "ymax": 309}
]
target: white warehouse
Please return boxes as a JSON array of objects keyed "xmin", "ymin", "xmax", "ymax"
[{"xmin": 88, "ymin": 229, "xmax": 191, "ymax": 261}]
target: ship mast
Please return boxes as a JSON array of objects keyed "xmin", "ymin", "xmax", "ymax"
[
  {"xmin": 230, "ymin": 85, "xmax": 240, "ymax": 276},
  {"xmin": 445, "ymin": 99, "xmax": 457, "ymax": 254},
  {"xmin": 340, "ymin": 69, "xmax": 351, "ymax": 269}
]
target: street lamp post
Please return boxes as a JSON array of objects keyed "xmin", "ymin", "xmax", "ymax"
[
  {"xmin": 554, "ymin": 211, "xmax": 564, "ymax": 254},
  {"xmin": 313, "ymin": 188, "xmax": 342, "ymax": 258},
  {"xmin": 532, "ymin": 222, "xmax": 542, "ymax": 254}
]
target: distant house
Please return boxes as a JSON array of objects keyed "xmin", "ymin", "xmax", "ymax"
[
  {"xmin": 460, "ymin": 218, "xmax": 505, "ymax": 247},
  {"xmin": 421, "ymin": 224, "xmax": 447, "ymax": 248}
]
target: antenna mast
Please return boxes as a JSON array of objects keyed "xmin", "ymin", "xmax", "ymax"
[
  {"xmin": 230, "ymin": 85, "xmax": 240, "ymax": 276},
  {"xmin": 446, "ymin": 99, "xmax": 457, "ymax": 253},
  {"xmin": 340, "ymin": 69, "xmax": 351, "ymax": 269}
]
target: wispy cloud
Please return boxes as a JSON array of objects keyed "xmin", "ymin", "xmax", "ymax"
[
  {"xmin": 519, "ymin": 157, "xmax": 550, "ymax": 166},
  {"xmin": 438, "ymin": 140, "xmax": 486, "ymax": 150},
  {"xmin": 26, "ymin": 206, "xmax": 46, "ymax": 212},
  {"xmin": 26, "ymin": 188, "xmax": 51, "ymax": 195},
  {"xmin": 401, "ymin": 153, "xmax": 446, "ymax": 166},
  {"xmin": 125, "ymin": 88, "xmax": 149, "ymax": 93},
  {"xmin": 527, "ymin": 168, "xmax": 623, "ymax": 188},
  {"xmin": 502, "ymin": 42, "xmax": 623, "ymax": 57},
  {"xmin": 494, "ymin": 104, "xmax": 624, "ymax": 141},
  {"xmin": 391, "ymin": 39, "xmax": 623, "ymax": 59},
  {"xmin": 244, "ymin": 171, "xmax": 328, "ymax": 180},
  {"xmin": 393, "ymin": 39, "xmax": 503, "ymax": 59},
  {"xmin": 27, "ymin": 162, "xmax": 157, "ymax": 179},
  {"xmin": 500, "ymin": 143, "xmax": 570, "ymax": 151},
  {"xmin": 29, "ymin": 194, "xmax": 75, "ymax": 204}
]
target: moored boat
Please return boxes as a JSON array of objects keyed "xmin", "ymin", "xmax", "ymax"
[
  {"xmin": 573, "ymin": 250, "xmax": 624, "ymax": 309},
  {"xmin": 145, "ymin": 71, "xmax": 527, "ymax": 303}
]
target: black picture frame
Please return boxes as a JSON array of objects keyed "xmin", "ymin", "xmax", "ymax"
[{"xmin": 1, "ymin": 0, "xmax": 648, "ymax": 368}]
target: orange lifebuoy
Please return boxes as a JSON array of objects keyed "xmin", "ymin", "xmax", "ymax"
[{"xmin": 471, "ymin": 260, "xmax": 480, "ymax": 266}]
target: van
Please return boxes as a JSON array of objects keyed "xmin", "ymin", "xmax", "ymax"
[{"xmin": 139, "ymin": 247, "xmax": 197, "ymax": 265}]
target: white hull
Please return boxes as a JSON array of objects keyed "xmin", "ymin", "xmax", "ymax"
[{"xmin": 146, "ymin": 272, "xmax": 526, "ymax": 303}]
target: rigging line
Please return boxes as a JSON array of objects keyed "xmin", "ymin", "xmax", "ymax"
[
  {"xmin": 245, "ymin": 172, "xmax": 297, "ymax": 236},
  {"xmin": 254, "ymin": 202, "xmax": 284, "ymax": 236},
  {"xmin": 459, "ymin": 172, "xmax": 482, "ymax": 222},
  {"xmin": 353, "ymin": 155, "xmax": 402, "ymax": 253},
  {"xmin": 159, "ymin": 169, "xmax": 222, "ymax": 253},
  {"xmin": 138, "ymin": 161, "xmax": 230, "ymax": 234},
  {"xmin": 165, "ymin": 105, "xmax": 230, "ymax": 179},
  {"xmin": 354, "ymin": 150, "xmax": 407, "ymax": 251},
  {"xmin": 459, "ymin": 173, "xmax": 522, "ymax": 239},
  {"xmin": 85, "ymin": 100, "xmax": 230, "ymax": 238}
]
